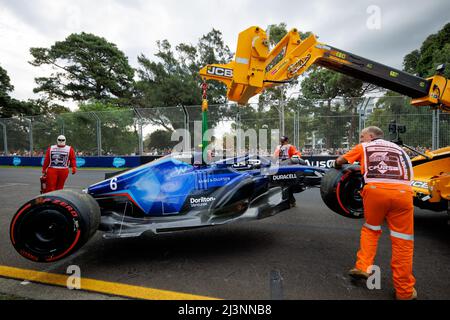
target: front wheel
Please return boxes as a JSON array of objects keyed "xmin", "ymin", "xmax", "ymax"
[{"xmin": 10, "ymin": 190, "xmax": 100, "ymax": 262}]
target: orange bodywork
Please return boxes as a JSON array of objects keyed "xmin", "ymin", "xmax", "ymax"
[{"xmin": 410, "ymin": 147, "xmax": 450, "ymax": 204}]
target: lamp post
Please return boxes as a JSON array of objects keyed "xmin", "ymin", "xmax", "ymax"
[
  {"xmin": 358, "ymin": 97, "xmax": 371, "ymax": 133},
  {"xmin": 287, "ymin": 91, "xmax": 303, "ymax": 148}
]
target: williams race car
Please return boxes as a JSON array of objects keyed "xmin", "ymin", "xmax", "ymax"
[{"xmin": 11, "ymin": 152, "xmax": 360, "ymax": 263}]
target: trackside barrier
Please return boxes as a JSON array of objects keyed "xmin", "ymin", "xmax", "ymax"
[
  {"xmin": 0, "ymin": 156, "xmax": 156, "ymax": 168},
  {"xmin": 0, "ymin": 155, "xmax": 339, "ymax": 169}
]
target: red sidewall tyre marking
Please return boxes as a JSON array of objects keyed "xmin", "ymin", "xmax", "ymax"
[
  {"xmin": 336, "ymin": 172, "xmax": 351, "ymax": 215},
  {"xmin": 45, "ymin": 230, "xmax": 81, "ymax": 262},
  {"xmin": 10, "ymin": 203, "xmax": 32, "ymax": 245}
]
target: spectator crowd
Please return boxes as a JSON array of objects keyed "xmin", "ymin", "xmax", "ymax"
[{"xmin": 0, "ymin": 145, "xmax": 434, "ymax": 158}]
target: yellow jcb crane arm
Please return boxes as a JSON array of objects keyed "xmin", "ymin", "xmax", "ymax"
[{"xmin": 199, "ymin": 26, "xmax": 450, "ymax": 111}]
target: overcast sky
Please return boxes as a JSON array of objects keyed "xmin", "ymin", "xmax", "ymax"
[{"xmin": 1, "ymin": 0, "xmax": 449, "ymax": 102}]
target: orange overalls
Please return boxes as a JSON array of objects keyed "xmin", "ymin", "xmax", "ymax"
[
  {"xmin": 274, "ymin": 144, "xmax": 302, "ymax": 161},
  {"xmin": 343, "ymin": 139, "xmax": 415, "ymax": 299}
]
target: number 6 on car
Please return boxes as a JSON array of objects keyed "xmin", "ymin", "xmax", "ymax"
[{"xmin": 110, "ymin": 177, "xmax": 117, "ymax": 191}]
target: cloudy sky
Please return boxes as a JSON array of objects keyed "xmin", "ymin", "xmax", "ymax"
[{"xmin": 1, "ymin": 0, "xmax": 449, "ymax": 102}]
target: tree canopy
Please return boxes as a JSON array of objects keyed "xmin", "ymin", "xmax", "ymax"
[
  {"xmin": 0, "ymin": 64, "xmax": 14, "ymax": 117},
  {"xmin": 30, "ymin": 32, "xmax": 135, "ymax": 105},
  {"xmin": 365, "ymin": 23, "xmax": 450, "ymax": 148},
  {"xmin": 403, "ymin": 23, "xmax": 450, "ymax": 78},
  {"xmin": 135, "ymin": 29, "xmax": 234, "ymax": 131}
]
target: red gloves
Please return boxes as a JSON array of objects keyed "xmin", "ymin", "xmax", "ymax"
[{"xmin": 72, "ymin": 167, "xmax": 77, "ymax": 175}]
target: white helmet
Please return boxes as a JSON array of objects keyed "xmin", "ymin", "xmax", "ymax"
[{"xmin": 57, "ymin": 135, "xmax": 66, "ymax": 147}]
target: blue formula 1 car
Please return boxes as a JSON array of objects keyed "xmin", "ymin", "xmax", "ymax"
[{"xmin": 10, "ymin": 153, "xmax": 362, "ymax": 263}]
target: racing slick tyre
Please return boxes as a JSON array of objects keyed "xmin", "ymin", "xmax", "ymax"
[
  {"xmin": 10, "ymin": 190, "xmax": 100, "ymax": 262},
  {"xmin": 320, "ymin": 164, "xmax": 364, "ymax": 219}
]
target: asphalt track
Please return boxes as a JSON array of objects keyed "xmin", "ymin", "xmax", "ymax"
[{"xmin": 0, "ymin": 167, "xmax": 449, "ymax": 300}]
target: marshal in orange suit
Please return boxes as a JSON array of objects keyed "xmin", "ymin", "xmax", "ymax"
[
  {"xmin": 42, "ymin": 135, "xmax": 77, "ymax": 193},
  {"xmin": 335, "ymin": 126, "xmax": 416, "ymax": 300}
]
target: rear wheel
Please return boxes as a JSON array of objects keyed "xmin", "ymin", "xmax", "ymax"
[
  {"xmin": 10, "ymin": 190, "xmax": 100, "ymax": 262},
  {"xmin": 320, "ymin": 165, "xmax": 364, "ymax": 219}
]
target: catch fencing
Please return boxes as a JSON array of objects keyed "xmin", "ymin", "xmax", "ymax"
[{"xmin": 0, "ymin": 96, "xmax": 448, "ymax": 157}]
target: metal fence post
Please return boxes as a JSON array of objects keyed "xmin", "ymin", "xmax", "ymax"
[
  {"xmin": 437, "ymin": 109, "xmax": 440, "ymax": 149},
  {"xmin": 293, "ymin": 110, "xmax": 300, "ymax": 148},
  {"xmin": 0, "ymin": 121, "xmax": 7, "ymax": 155},
  {"xmin": 358, "ymin": 106, "xmax": 363, "ymax": 134},
  {"xmin": 358, "ymin": 97, "xmax": 371, "ymax": 133},
  {"xmin": 297, "ymin": 111, "xmax": 300, "ymax": 148},
  {"xmin": 24, "ymin": 118, "xmax": 33, "ymax": 156},
  {"xmin": 59, "ymin": 116, "xmax": 65, "ymax": 135},
  {"xmin": 134, "ymin": 108, "xmax": 144, "ymax": 155},
  {"xmin": 293, "ymin": 111, "xmax": 297, "ymax": 148},
  {"xmin": 236, "ymin": 107, "xmax": 241, "ymax": 156},
  {"xmin": 287, "ymin": 91, "xmax": 303, "ymax": 147},
  {"xmin": 138, "ymin": 121, "xmax": 143, "ymax": 156},
  {"xmin": 278, "ymin": 98, "xmax": 285, "ymax": 136},
  {"xmin": 30, "ymin": 119, "xmax": 33, "ymax": 156},
  {"xmin": 432, "ymin": 109, "xmax": 437, "ymax": 150},
  {"xmin": 90, "ymin": 112, "xmax": 102, "ymax": 156},
  {"xmin": 431, "ymin": 108, "xmax": 441, "ymax": 150},
  {"xmin": 181, "ymin": 105, "xmax": 190, "ymax": 153},
  {"xmin": 181, "ymin": 105, "xmax": 189, "ymax": 131}
]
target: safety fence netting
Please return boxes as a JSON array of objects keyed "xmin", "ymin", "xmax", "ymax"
[{"xmin": 0, "ymin": 96, "xmax": 447, "ymax": 157}]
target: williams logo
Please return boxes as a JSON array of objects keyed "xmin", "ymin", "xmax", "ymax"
[
  {"xmin": 272, "ymin": 174, "xmax": 297, "ymax": 181},
  {"xmin": 190, "ymin": 196, "xmax": 216, "ymax": 207},
  {"xmin": 206, "ymin": 66, "xmax": 233, "ymax": 78}
]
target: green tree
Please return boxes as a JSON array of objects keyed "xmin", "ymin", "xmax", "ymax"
[
  {"xmin": 8, "ymin": 99, "xmax": 71, "ymax": 154},
  {"xmin": 366, "ymin": 93, "xmax": 433, "ymax": 148},
  {"xmin": 79, "ymin": 101, "xmax": 137, "ymax": 155},
  {"xmin": 135, "ymin": 29, "xmax": 235, "ymax": 132},
  {"xmin": 29, "ymin": 33, "xmax": 135, "ymax": 105},
  {"xmin": 1, "ymin": 65, "xmax": 70, "ymax": 118},
  {"xmin": 0, "ymin": 65, "xmax": 73, "ymax": 154},
  {"xmin": 432, "ymin": 43, "xmax": 450, "ymax": 78},
  {"xmin": 300, "ymin": 67, "xmax": 376, "ymax": 148},
  {"xmin": 370, "ymin": 22, "xmax": 450, "ymax": 149},
  {"xmin": 144, "ymin": 129, "xmax": 176, "ymax": 151},
  {"xmin": 0, "ymin": 65, "xmax": 33, "ymax": 118},
  {"xmin": 135, "ymin": 40, "xmax": 201, "ymax": 109},
  {"xmin": 39, "ymin": 101, "xmax": 138, "ymax": 156},
  {"xmin": 403, "ymin": 23, "xmax": 450, "ymax": 77},
  {"xmin": 0, "ymin": 64, "xmax": 13, "ymax": 99}
]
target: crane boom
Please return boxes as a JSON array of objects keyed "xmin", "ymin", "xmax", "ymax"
[{"xmin": 199, "ymin": 26, "xmax": 450, "ymax": 111}]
